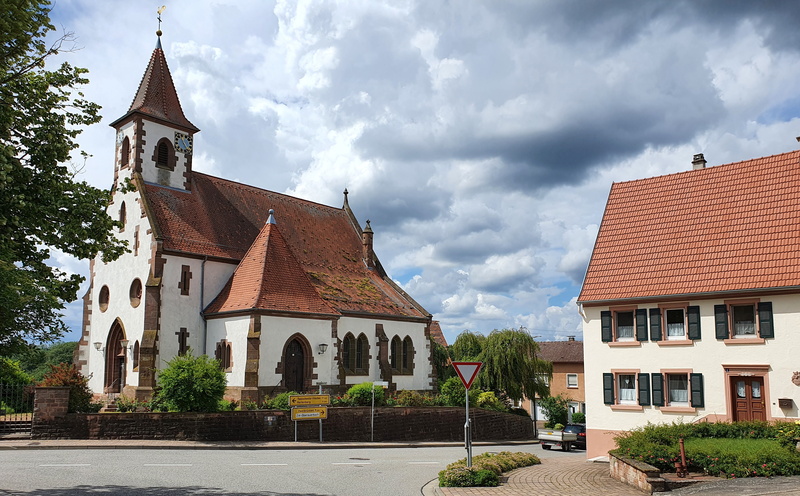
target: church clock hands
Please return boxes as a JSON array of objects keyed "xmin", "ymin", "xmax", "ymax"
[{"xmin": 174, "ymin": 132, "xmax": 193, "ymax": 155}]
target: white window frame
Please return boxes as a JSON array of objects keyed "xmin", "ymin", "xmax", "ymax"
[
  {"xmin": 666, "ymin": 373, "xmax": 690, "ymax": 406},
  {"xmin": 566, "ymin": 373, "xmax": 578, "ymax": 389},
  {"xmin": 615, "ymin": 310, "xmax": 635, "ymax": 341}
]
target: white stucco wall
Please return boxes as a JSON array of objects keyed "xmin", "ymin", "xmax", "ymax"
[
  {"xmin": 583, "ymin": 293, "xmax": 800, "ymax": 455},
  {"xmin": 138, "ymin": 120, "xmax": 191, "ymax": 190}
]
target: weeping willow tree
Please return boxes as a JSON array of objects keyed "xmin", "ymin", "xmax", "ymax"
[
  {"xmin": 479, "ymin": 327, "xmax": 552, "ymax": 403},
  {"xmin": 450, "ymin": 330, "xmax": 486, "ymax": 361}
]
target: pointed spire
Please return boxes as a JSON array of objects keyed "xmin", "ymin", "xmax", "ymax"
[
  {"xmin": 110, "ymin": 32, "xmax": 199, "ymax": 132},
  {"xmin": 343, "ymin": 188, "xmax": 349, "ymax": 207},
  {"xmin": 266, "ymin": 209, "xmax": 276, "ymax": 225}
]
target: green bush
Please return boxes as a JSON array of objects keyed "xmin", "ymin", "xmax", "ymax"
[
  {"xmin": 613, "ymin": 421, "xmax": 800, "ymax": 478},
  {"xmin": 539, "ymin": 394, "xmax": 569, "ymax": 427},
  {"xmin": 395, "ymin": 390, "xmax": 425, "ymax": 407},
  {"xmin": 439, "ymin": 377, "xmax": 480, "ymax": 407},
  {"xmin": 438, "ymin": 451, "xmax": 540, "ymax": 487},
  {"xmin": 262, "ymin": 391, "xmax": 299, "ymax": 410},
  {"xmin": 115, "ymin": 395, "xmax": 143, "ymax": 413},
  {"xmin": 571, "ymin": 411, "xmax": 585, "ymax": 424},
  {"xmin": 38, "ymin": 363, "xmax": 101, "ymax": 413},
  {"xmin": 218, "ymin": 399, "xmax": 238, "ymax": 411},
  {"xmin": 152, "ymin": 352, "xmax": 227, "ymax": 412},
  {"xmin": 0, "ymin": 357, "xmax": 33, "ymax": 385},
  {"xmin": 346, "ymin": 382, "xmax": 385, "ymax": 406},
  {"xmin": 476, "ymin": 391, "xmax": 506, "ymax": 411}
]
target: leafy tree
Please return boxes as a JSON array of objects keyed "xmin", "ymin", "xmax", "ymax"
[
  {"xmin": 439, "ymin": 376, "xmax": 480, "ymax": 407},
  {"xmin": 451, "ymin": 330, "xmax": 485, "ymax": 361},
  {"xmin": 0, "ymin": 357, "xmax": 33, "ymax": 385},
  {"xmin": 538, "ymin": 394, "xmax": 569, "ymax": 428},
  {"xmin": 12, "ymin": 341, "xmax": 76, "ymax": 381},
  {"xmin": 478, "ymin": 328, "xmax": 552, "ymax": 403},
  {"xmin": 430, "ymin": 336, "xmax": 454, "ymax": 384},
  {"xmin": 0, "ymin": 1, "xmax": 127, "ymax": 355},
  {"xmin": 153, "ymin": 352, "xmax": 227, "ymax": 412},
  {"xmin": 38, "ymin": 363, "xmax": 100, "ymax": 412}
]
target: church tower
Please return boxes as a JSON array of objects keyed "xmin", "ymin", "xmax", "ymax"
[{"xmin": 109, "ymin": 35, "xmax": 199, "ymax": 191}]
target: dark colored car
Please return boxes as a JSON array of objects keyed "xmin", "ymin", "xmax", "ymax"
[{"xmin": 563, "ymin": 423, "xmax": 586, "ymax": 450}]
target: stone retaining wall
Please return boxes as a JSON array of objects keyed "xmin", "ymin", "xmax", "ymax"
[
  {"xmin": 609, "ymin": 452, "xmax": 666, "ymax": 493},
  {"xmin": 31, "ymin": 407, "xmax": 534, "ymax": 442}
]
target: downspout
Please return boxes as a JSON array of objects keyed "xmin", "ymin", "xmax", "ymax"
[{"xmin": 201, "ymin": 256, "xmax": 208, "ymax": 355}]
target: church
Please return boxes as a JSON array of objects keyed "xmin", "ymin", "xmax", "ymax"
[{"xmin": 75, "ymin": 34, "xmax": 435, "ymax": 403}]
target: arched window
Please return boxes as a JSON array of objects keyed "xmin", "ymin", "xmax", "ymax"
[
  {"xmin": 132, "ymin": 340, "xmax": 140, "ymax": 370},
  {"xmin": 152, "ymin": 137, "xmax": 176, "ymax": 170},
  {"xmin": 98, "ymin": 285, "xmax": 110, "ymax": 312},
  {"xmin": 390, "ymin": 336, "xmax": 401, "ymax": 373},
  {"xmin": 120, "ymin": 136, "xmax": 130, "ymax": 167},
  {"xmin": 129, "ymin": 278, "xmax": 142, "ymax": 308},
  {"xmin": 215, "ymin": 340, "xmax": 232, "ymax": 371},
  {"xmin": 354, "ymin": 334, "xmax": 369, "ymax": 374},
  {"xmin": 119, "ymin": 201, "xmax": 126, "ymax": 231},
  {"xmin": 342, "ymin": 333, "xmax": 354, "ymax": 373},
  {"xmin": 402, "ymin": 336, "xmax": 414, "ymax": 374}
]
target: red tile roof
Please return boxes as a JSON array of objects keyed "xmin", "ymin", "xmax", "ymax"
[
  {"xmin": 142, "ymin": 172, "xmax": 429, "ymax": 320},
  {"xmin": 110, "ymin": 44, "xmax": 199, "ymax": 132},
  {"xmin": 579, "ymin": 151, "xmax": 800, "ymax": 304},
  {"xmin": 204, "ymin": 215, "xmax": 340, "ymax": 316},
  {"xmin": 429, "ymin": 321, "xmax": 448, "ymax": 347},
  {"xmin": 537, "ymin": 340, "xmax": 583, "ymax": 363}
]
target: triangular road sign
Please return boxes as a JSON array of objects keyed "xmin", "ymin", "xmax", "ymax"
[{"xmin": 452, "ymin": 361, "xmax": 482, "ymax": 390}]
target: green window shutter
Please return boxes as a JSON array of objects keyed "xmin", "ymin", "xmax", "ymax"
[
  {"xmin": 601, "ymin": 311, "xmax": 612, "ymax": 342},
  {"xmin": 636, "ymin": 309, "xmax": 648, "ymax": 341},
  {"xmin": 687, "ymin": 306, "xmax": 701, "ymax": 340},
  {"xmin": 690, "ymin": 373, "xmax": 704, "ymax": 408},
  {"xmin": 714, "ymin": 304, "xmax": 728, "ymax": 339},
  {"xmin": 638, "ymin": 373, "xmax": 650, "ymax": 406},
  {"xmin": 603, "ymin": 373, "xmax": 615, "ymax": 405},
  {"xmin": 651, "ymin": 373, "xmax": 664, "ymax": 406},
  {"xmin": 649, "ymin": 308, "xmax": 662, "ymax": 341},
  {"xmin": 758, "ymin": 302, "xmax": 774, "ymax": 338}
]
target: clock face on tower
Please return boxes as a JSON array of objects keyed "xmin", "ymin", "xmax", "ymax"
[{"xmin": 174, "ymin": 132, "xmax": 193, "ymax": 155}]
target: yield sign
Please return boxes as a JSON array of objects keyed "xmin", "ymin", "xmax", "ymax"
[{"xmin": 452, "ymin": 362, "xmax": 482, "ymax": 390}]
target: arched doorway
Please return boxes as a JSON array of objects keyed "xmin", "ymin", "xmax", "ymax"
[
  {"xmin": 104, "ymin": 320, "xmax": 127, "ymax": 393},
  {"xmin": 283, "ymin": 338, "xmax": 305, "ymax": 392}
]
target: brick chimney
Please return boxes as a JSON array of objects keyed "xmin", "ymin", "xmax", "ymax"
[
  {"xmin": 362, "ymin": 220, "xmax": 374, "ymax": 269},
  {"xmin": 692, "ymin": 153, "xmax": 707, "ymax": 170}
]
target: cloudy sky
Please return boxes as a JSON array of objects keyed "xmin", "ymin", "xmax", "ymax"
[{"xmin": 48, "ymin": 1, "xmax": 800, "ymax": 345}]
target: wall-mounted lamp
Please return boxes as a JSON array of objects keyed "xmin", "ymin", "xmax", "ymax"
[
  {"xmin": 318, "ymin": 343, "xmax": 328, "ymax": 355},
  {"xmin": 119, "ymin": 339, "xmax": 131, "ymax": 358},
  {"xmin": 93, "ymin": 342, "xmax": 105, "ymax": 354}
]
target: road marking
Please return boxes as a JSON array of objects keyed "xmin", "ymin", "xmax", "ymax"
[
  {"xmin": 143, "ymin": 464, "xmax": 192, "ymax": 467},
  {"xmin": 241, "ymin": 463, "xmax": 288, "ymax": 466},
  {"xmin": 39, "ymin": 464, "xmax": 91, "ymax": 467},
  {"xmin": 408, "ymin": 462, "xmax": 440, "ymax": 465},
  {"xmin": 332, "ymin": 462, "xmax": 372, "ymax": 465}
]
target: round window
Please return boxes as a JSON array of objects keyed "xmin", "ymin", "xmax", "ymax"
[
  {"xmin": 98, "ymin": 285, "xmax": 110, "ymax": 312},
  {"xmin": 129, "ymin": 279, "xmax": 142, "ymax": 308}
]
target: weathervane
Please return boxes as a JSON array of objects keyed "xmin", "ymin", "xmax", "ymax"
[{"xmin": 156, "ymin": 5, "xmax": 166, "ymax": 37}]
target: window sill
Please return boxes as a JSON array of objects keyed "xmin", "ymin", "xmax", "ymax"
[
  {"xmin": 608, "ymin": 341, "xmax": 642, "ymax": 347},
  {"xmin": 658, "ymin": 339, "xmax": 694, "ymax": 346},
  {"xmin": 660, "ymin": 405, "xmax": 696, "ymax": 413},
  {"xmin": 610, "ymin": 404, "xmax": 643, "ymax": 411},
  {"xmin": 723, "ymin": 337, "xmax": 765, "ymax": 345}
]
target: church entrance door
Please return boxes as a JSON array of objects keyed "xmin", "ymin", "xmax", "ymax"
[
  {"xmin": 284, "ymin": 339, "xmax": 305, "ymax": 392},
  {"xmin": 104, "ymin": 321, "xmax": 126, "ymax": 393}
]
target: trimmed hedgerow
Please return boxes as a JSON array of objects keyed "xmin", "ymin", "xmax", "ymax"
[
  {"xmin": 438, "ymin": 451, "xmax": 540, "ymax": 487},
  {"xmin": 613, "ymin": 421, "xmax": 800, "ymax": 479}
]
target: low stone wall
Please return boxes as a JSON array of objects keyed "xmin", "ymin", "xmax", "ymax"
[
  {"xmin": 609, "ymin": 452, "xmax": 666, "ymax": 493},
  {"xmin": 31, "ymin": 407, "xmax": 534, "ymax": 442}
]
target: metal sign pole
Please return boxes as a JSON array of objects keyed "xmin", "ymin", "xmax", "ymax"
[
  {"xmin": 371, "ymin": 383, "xmax": 375, "ymax": 442},
  {"xmin": 318, "ymin": 383, "xmax": 324, "ymax": 443},
  {"xmin": 465, "ymin": 389, "xmax": 472, "ymax": 468},
  {"xmin": 294, "ymin": 418, "xmax": 298, "ymax": 442}
]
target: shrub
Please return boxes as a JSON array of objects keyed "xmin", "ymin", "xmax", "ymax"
[
  {"xmin": 395, "ymin": 390, "xmax": 425, "ymax": 407},
  {"xmin": 439, "ymin": 377, "xmax": 480, "ymax": 407},
  {"xmin": 115, "ymin": 395, "xmax": 143, "ymax": 413},
  {"xmin": 571, "ymin": 411, "xmax": 585, "ymax": 424},
  {"xmin": 476, "ymin": 391, "xmax": 506, "ymax": 411},
  {"xmin": 539, "ymin": 394, "xmax": 569, "ymax": 428},
  {"xmin": 0, "ymin": 357, "xmax": 33, "ymax": 385},
  {"xmin": 438, "ymin": 451, "xmax": 540, "ymax": 487},
  {"xmin": 330, "ymin": 394, "xmax": 352, "ymax": 407},
  {"xmin": 685, "ymin": 438, "xmax": 800, "ymax": 478},
  {"xmin": 218, "ymin": 399, "xmax": 239, "ymax": 411},
  {"xmin": 152, "ymin": 352, "xmax": 227, "ymax": 412},
  {"xmin": 346, "ymin": 382, "xmax": 385, "ymax": 406},
  {"xmin": 262, "ymin": 391, "xmax": 299, "ymax": 410},
  {"xmin": 38, "ymin": 363, "xmax": 101, "ymax": 413}
]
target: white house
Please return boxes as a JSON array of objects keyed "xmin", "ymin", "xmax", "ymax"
[
  {"xmin": 578, "ymin": 151, "xmax": 800, "ymax": 458},
  {"xmin": 75, "ymin": 35, "xmax": 434, "ymax": 403}
]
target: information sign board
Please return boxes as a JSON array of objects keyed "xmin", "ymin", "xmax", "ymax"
[
  {"xmin": 289, "ymin": 394, "xmax": 330, "ymax": 406},
  {"xmin": 291, "ymin": 406, "xmax": 328, "ymax": 421}
]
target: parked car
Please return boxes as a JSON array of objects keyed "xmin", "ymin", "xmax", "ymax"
[
  {"xmin": 563, "ymin": 423, "xmax": 586, "ymax": 450},
  {"xmin": 538, "ymin": 426, "xmax": 578, "ymax": 451}
]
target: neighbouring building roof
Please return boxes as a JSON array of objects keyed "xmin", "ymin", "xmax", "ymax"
[
  {"xmin": 110, "ymin": 39, "xmax": 199, "ymax": 132},
  {"xmin": 142, "ymin": 172, "xmax": 429, "ymax": 320},
  {"xmin": 537, "ymin": 340, "xmax": 584, "ymax": 363},
  {"xmin": 578, "ymin": 150, "xmax": 800, "ymax": 304},
  {"xmin": 429, "ymin": 321, "xmax": 448, "ymax": 347}
]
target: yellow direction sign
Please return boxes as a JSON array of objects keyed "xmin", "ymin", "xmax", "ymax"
[
  {"xmin": 291, "ymin": 406, "xmax": 328, "ymax": 421},
  {"xmin": 289, "ymin": 394, "xmax": 330, "ymax": 406}
]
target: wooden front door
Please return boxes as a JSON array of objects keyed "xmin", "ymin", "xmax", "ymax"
[
  {"xmin": 732, "ymin": 377, "xmax": 766, "ymax": 421},
  {"xmin": 284, "ymin": 339, "xmax": 305, "ymax": 392}
]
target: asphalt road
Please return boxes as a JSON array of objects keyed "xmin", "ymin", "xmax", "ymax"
[{"xmin": 0, "ymin": 444, "xmax": 580, "ymax": 495}]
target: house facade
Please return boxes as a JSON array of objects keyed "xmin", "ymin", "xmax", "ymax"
[
  {"xmin": 75, "ymin": 35, "xmax": 434, "ymax": 403},
  {"xmin": 578, "ymin": 151, "xmax": 800, "ymax": 458},
  {"xmin": 521, "ymin": 338, "xmax": 585, "ymax": 422}
]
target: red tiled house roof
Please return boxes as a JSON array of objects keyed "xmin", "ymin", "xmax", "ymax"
[
  {"xmin": 578, "ymin": 151, "xmax": 800, "ymax": 304},
  {"xmin": 141, "ymin": 173, "xmax": 429, "ymax": 320},
  {"xmin": 537, "ymin": 341, "xmax": 583, "ymax": 363}
]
